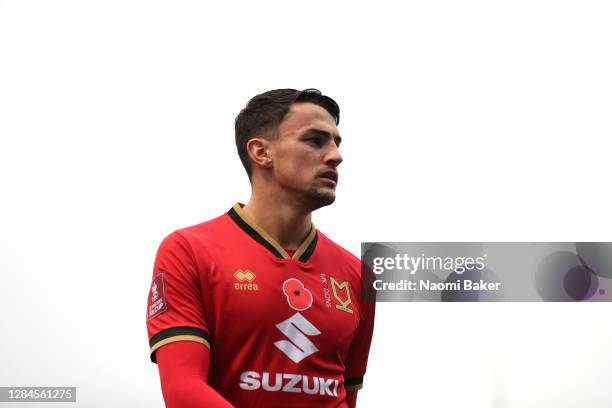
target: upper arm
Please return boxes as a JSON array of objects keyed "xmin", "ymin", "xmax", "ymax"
[
  {"xmin": 146, "ymin": 231, "xmax": 211, "ymax": 363},
  {"xmin": 157, "ymin": 340, "xmax": 211, "ymax": 381}
]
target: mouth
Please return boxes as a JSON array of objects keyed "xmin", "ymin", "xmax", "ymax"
[{"xmin": 318, "ymin": 170, "xmax": 338, "ymax": 184}]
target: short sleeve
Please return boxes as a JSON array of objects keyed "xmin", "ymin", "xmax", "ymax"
[
  {"xmin": 146, "ymin": 231, "xmax": 210, "ymax": 363},
  {"xmin": 344, "ymin": 268, "xmax": 376, "ymax": 391}
]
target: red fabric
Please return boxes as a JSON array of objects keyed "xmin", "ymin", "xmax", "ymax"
[
  {"xmin": 147, "ymin": 205, "xmax": 375, "ymax": 407},
  {"xmin": 156, "ymin": 341, "xmax": 234, "ymax": 408},
  {"xmin": 345, "ymin": 391, "xmax": 357, "ymax": 408}
]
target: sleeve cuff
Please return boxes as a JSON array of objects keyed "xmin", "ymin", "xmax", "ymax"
[
  {"xmin": 345, "ymin": 376, "xmax": 364, "ymax": 391},
  {"xmin": 149, "ymin": 326, "xmax": 210, "ymax": 363}
]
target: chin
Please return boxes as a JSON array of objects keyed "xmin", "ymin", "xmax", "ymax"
[{"xmin": 305, "ymin": 188, "xmax": 336, "ymax": 210}]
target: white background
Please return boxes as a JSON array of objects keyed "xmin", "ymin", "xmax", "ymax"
[{"xmin": 1, "ymin": 1, "xmax": 611, "ymax": 407}]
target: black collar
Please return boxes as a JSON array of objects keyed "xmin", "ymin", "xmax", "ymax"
[{"xmin": 227, "ymin": 203, "xmax": 318, "ymax": 262}]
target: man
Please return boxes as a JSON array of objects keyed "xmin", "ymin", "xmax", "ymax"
[{"xmin": 146, "ymin": 89, "xmax": 375, "ymax": 408}]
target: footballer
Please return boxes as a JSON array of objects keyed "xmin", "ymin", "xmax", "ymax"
[{"xmin": 146, "ymin": 89, "xmax": 375, "ymax": 407}]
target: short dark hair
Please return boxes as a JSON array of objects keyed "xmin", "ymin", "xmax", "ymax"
[{"xmin": 234, "ymin": 88, "xmax": 340, "ymax": 179}]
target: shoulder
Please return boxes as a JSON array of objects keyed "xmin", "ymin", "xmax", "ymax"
[
  {"xmin": 316, "ymin": 230, "xmax": 362, "ymax": 282},
  {"xmin": 315, "ymin": 231, "xmax": 375, "ymax": 313}
]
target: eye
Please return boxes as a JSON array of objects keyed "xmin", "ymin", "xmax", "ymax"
[{"xmin": 305, "ymin": 137, "xmax": 323, "ymax": 147}]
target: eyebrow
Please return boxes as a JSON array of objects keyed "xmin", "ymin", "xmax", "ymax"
[{"xmin": 303, "ymin": 128, "xmax": 342, "ymax": 146}]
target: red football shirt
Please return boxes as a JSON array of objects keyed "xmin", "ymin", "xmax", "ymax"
[{"xmin": 146, "ymin": 203, "xmax": 375, "ymax": 407}]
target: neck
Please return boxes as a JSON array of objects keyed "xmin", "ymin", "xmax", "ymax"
[{"xmin": 242, "ymin": 187, "xmax": 313, "ymax": 250}]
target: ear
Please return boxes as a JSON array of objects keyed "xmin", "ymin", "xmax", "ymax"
[{"xmin": 246, "ymin": 137, "xmax": 273, "ymax": 170}]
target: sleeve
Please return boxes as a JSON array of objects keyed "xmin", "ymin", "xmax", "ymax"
[
  {"xmin": 157, "ymin": 341, "xmax": 234, "ymax": 408},
  {"xmin": 146, "ymin": 231, "xmax": 211, "ymax": 363},
  {"xmin": 343, "ymin": 266, "xmax": 376, "ymax": 392}
]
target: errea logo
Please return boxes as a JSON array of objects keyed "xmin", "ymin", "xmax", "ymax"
[{"xmin": 233, "ymin": 269, "xmax": 258, "ymax": 291}]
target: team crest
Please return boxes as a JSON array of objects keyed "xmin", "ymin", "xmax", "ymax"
[{"xmin": 330, "ymin": 277, "xmax": 353, "ymax": 314}]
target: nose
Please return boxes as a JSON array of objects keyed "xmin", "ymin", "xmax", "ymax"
[{"xmin": 324, "ymin": 141, "xmax": 343, "ymax": 167}]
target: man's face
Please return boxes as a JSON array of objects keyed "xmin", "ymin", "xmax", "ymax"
[{"xmin": 268, "ymin": 102, "xmax": 343, "ymax": 209}]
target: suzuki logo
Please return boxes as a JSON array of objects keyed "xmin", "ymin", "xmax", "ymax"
[{"xmin": 274, "ymin": 313, "xmax": 321, "ymax": 363}]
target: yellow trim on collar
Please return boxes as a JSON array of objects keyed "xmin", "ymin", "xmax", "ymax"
[{"xmin": 232, "ymin": 202, "xmax": 316, "ymax": 261}]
